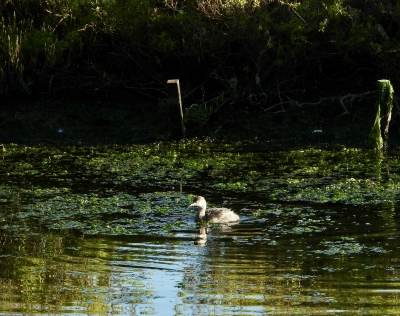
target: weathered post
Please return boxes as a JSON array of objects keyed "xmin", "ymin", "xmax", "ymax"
[
  {"xmin": 366, "ymin": 105, "xmax": 383, "ymax": 150},
  {"xmin": 377, "ymin": 79, "xmax": 394, "ymax": 147},
  {"xmin": 167, "ymin": 79, "xmax": 185, "ymax": 139},
  {"xmin": 366, "ymin": 79, "xmax": 394, "ymax": 150}
]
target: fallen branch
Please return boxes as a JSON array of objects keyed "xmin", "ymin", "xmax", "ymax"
[{"xmin": 264, "ymin": 91, "xmax": 376, "ymax": 114}]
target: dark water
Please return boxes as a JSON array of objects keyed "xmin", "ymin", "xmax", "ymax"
[{"xmin": 1, "ymin": 145, "xmax": 400, "ymax": 315}]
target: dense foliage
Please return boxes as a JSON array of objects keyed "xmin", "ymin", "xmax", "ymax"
[{"xmin": 1, "ymin": 0, "xmax": 399, "ymax": 106}]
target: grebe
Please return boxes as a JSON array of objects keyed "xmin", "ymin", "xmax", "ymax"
[{"xmin": 190, "ymin": 196, "xmax": 239, "ymax": 223}]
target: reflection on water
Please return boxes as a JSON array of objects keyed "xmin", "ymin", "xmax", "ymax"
[
  {"xmin": 0, "ymin": 203, "xmax": 400, "ymax": 315},
  {"xmin": 194, "ymin": 226, "xmax": 207, "ymax": 246}
]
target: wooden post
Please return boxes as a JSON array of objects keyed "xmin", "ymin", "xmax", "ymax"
[
  {"xmin": 366, "ymin": 105, "xmax": 383, "ymax": 150},
  {"xmin": 167, "ymin": 79, "xmax": 185, "ymax": 139},
  {"xmin": 377, "ymin": 79, "xmax": 394, "ymax": 147},
  {"xmin": 366, "ymin": 79, "xmax": 394, "ymax": 149}
]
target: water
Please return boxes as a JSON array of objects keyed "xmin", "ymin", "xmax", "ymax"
[
  {"xmin": 1, "ymin": 144, "xmax": 400, "ymax": 315},
  {"xmin": 1, "ymin": 204, "xmax": 400, "ymax": 315}
]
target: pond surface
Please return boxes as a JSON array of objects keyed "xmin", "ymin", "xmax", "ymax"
[{"xmin": 1, "ymin": 142, "xmax": 400, "ymax": 315}]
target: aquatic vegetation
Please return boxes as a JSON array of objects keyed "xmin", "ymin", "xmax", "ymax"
[
  {"xmin": 213, "ymin": 182, "xmax": 247, "ymax": 190},
  {"xmin": 315, "ymin": 237, "xmax": 389, "ymax": 256},
  {"xmin": 315, "ymin": 237, "xmax": 365, "ymax": 255},
  {"xmin": 21, "ymin": 192, "xmax": 192, "ymax": 235},
  {"xmin": 1, "ymin": 142, "xmax": 400, "ymax": 238}
]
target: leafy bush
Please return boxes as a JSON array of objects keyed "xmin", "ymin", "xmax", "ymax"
[{"xmin": 0, "ymin": 0, "xmax": 399, "ymax": 106}]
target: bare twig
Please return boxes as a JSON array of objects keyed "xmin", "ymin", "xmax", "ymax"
[
  {"xmin": 264, "ymin": 91, "xmax": 376, "ymax": 114},
  {"xmin": 290, "ymin": 7, "xmax": 307, "ymax": 25}
]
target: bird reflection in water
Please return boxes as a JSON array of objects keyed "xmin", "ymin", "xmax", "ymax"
[{"xmin": 194, "ymin": 225, "xmax": 207, "ymax": 246}]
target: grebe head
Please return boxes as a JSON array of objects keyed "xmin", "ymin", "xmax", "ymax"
[{"xmin": 190, "ymin": 196, "xmax": 207, "ymax": 210}]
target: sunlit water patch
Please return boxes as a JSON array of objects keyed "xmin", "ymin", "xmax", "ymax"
[{"xmin": 1, "ymin": 143, "xmax": 400, "ymax": 314}]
